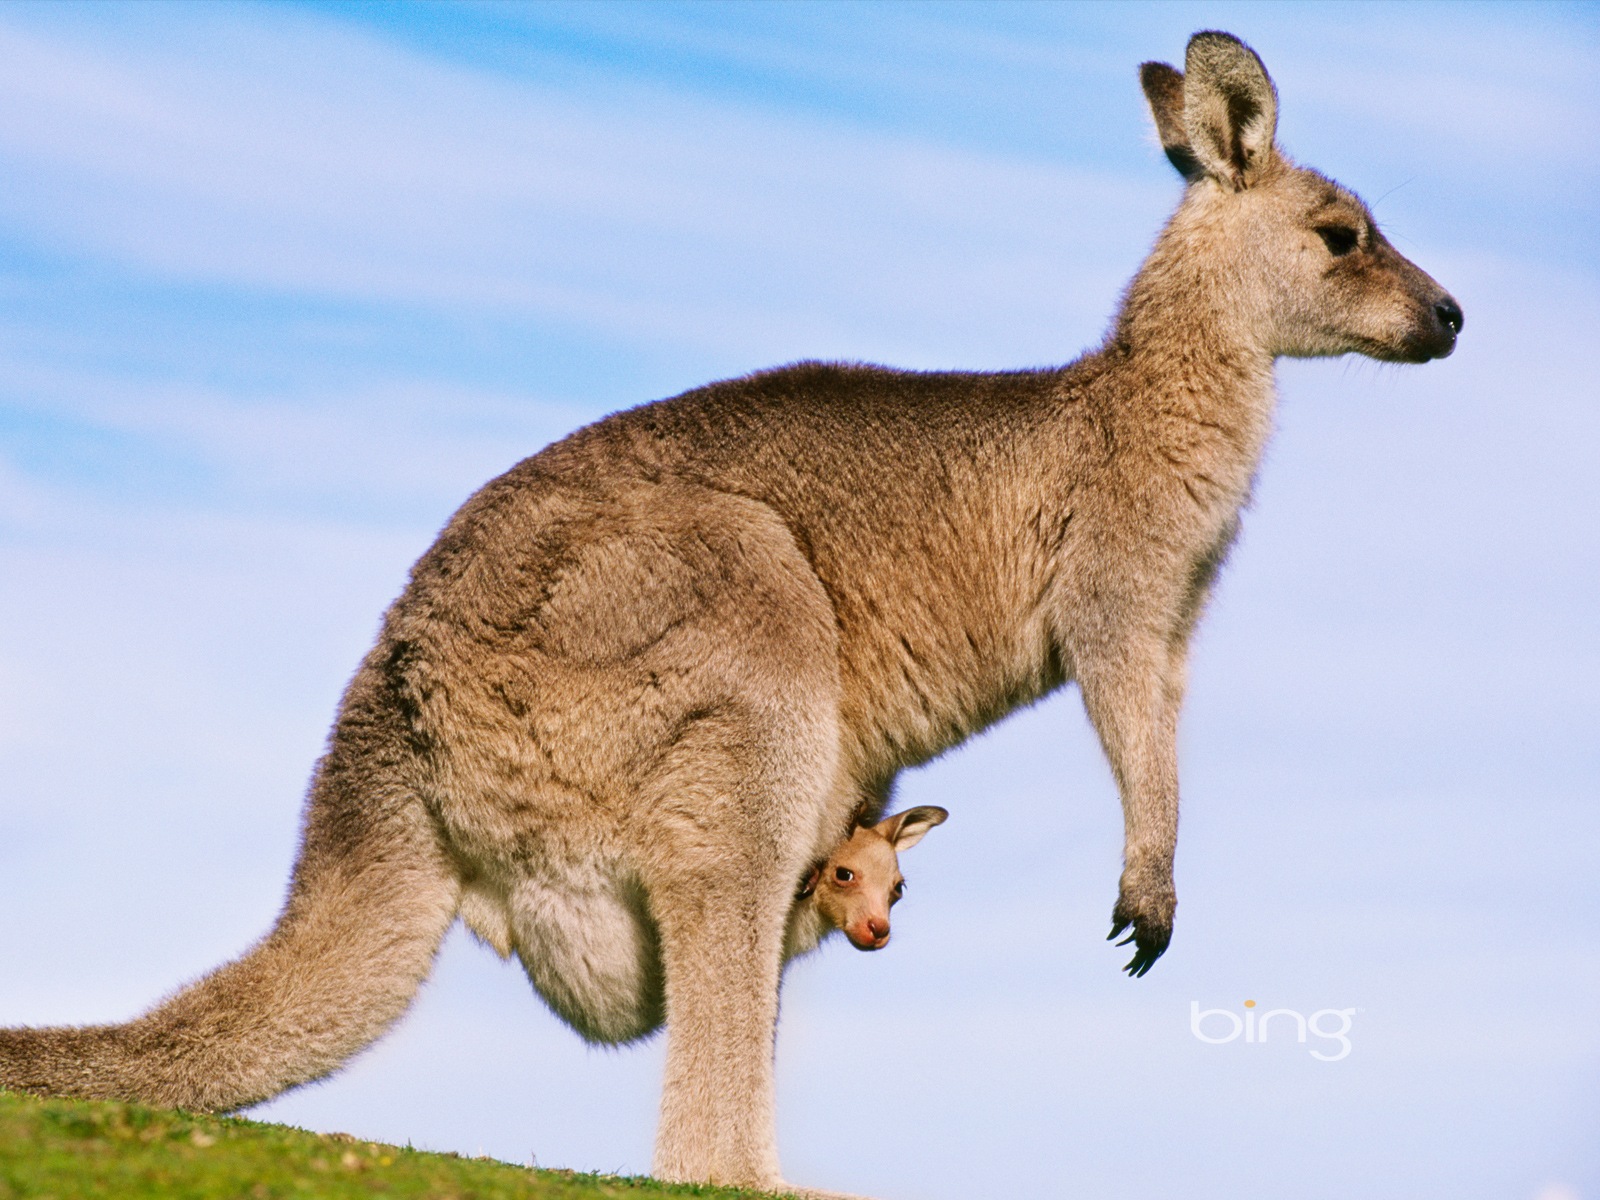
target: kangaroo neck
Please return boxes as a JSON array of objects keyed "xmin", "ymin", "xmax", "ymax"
[{"xmin": 1091, "ymin": 243, "xmax": 1279, "ymax": 464}]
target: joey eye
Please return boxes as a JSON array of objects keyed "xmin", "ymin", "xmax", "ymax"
[
  {"xmin": 1316, "ymin": 226, "xmax": 1359, "ymax": 257},
  {"xmin": 891, "ymin": 881, "xmax": 905, "ymax": 901},
  {"xmin": 834, "ymin": 867, "xmax": 854, "ymax": 883}
]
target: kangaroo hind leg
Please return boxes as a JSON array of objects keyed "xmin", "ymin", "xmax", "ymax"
[{"xmin": 643, "ymin": 716, "xmax": 837, "ymax": 1190}]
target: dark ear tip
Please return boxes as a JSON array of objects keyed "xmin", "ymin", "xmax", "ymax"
[{"xmin": 1140, "ymin": 61, "xmax": 1185, "ymax": 107}]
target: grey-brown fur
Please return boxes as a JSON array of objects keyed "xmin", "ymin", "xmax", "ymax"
[{"xmin": 0, "ymin": 32, "xmax": 1461, "ymax": 1194}]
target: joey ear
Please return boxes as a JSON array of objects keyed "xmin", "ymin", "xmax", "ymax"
[
  {"xmin": 874, "ymin": 805, "xmax": 948, "ymax": 852},
  {"xmin": 1181, "ymin": 31, "xmax": 1278, "ymax": 189},
  {"xmin": 1140, "ymin": 61, "xmax": 1202, "ymax": 182}
]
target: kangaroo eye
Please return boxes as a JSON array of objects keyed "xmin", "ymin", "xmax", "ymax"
[
  {"xmin": 1316, "ymin": 225, "xmax": 1358, "ymax": 257},
  {"xmin": 891, "ymin": 881, "xmax": 905, "ymax": 900},
  {"xmin": 834, "ymin": 867, "xmax": 853, "ymax": 883}
]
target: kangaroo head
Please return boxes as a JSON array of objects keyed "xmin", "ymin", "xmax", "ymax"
[
  {"xmin": 800, "ymin": 806, "xmax": 948, "ymax": 951},
  {"xmin": 1134, "ymin": 31, "xmax": 1462, "ymax": 364}
]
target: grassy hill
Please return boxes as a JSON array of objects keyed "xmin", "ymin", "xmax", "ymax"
[{"xmin": 0, "ymin": 1090, "xmax": 792, "ymax": 1200}]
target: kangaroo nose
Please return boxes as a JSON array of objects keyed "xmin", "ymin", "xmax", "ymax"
[
  {"xmin": 1435, "ymin": 295, "xmax": 1464, "ymax": 336},
  {"xmin": 868, "ymin": 917, "xmax": 889, "ymax": 939}
]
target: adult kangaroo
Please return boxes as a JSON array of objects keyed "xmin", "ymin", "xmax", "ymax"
[{"xmin": 0, "ymin": 31, "xmax": 1461, "ymax": 1195}]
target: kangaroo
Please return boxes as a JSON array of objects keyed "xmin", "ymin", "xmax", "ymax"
[
  {"xmin": 785, "ymin": 806, "xmax": 948, "ymax": 959},
  {"xmin": 0, "ymin": 31, "xmax": 1460, "ymax": 1195}
]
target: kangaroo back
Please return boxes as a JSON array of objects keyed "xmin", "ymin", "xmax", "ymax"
[{"xmin": 0, "ymin": 662, "xmax": 458, "ymax": 1111}]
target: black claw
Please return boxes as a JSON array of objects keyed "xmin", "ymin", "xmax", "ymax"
[
  {"xmin": 1112, "ymin": 921, "xmax": 1171, "ymax": 977},
  {"xmin": 1109, "ymin": 899, "xmax": 1172, "ymax": 977}
]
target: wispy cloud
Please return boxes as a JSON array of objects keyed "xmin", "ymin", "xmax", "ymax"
[
  {"xmin": 0, "ymin": 351, "xmax": 595, "ymax": 525},
  {"xmin": 0, "ymin": 5, "xmax": 1163, "ymax": 369}
]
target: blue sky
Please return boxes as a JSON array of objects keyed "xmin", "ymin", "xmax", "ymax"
[{"xmin": 0, "ymin": 3, "xmax": 1595, "ymax": 1198}]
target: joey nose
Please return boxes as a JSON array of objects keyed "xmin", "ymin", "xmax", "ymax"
[{"xmin": 848, "ymin": 921, "xmax": 888, "ymax": 950}]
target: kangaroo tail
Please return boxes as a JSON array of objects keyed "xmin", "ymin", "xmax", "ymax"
[{"xmin": 0, "ymin": 666, "xmax": 460, "ymax": 1112}]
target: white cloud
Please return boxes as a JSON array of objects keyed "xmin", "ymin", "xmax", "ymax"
[
  {"xmin": 0, "ymin": 6, "xmax": 1162, "ymax": 368},
  {"xmin": 1273, "ymin": 14, "xmax": 1599, "ymax": 171},
  {"xmin": 0, "ymin": 350, "xmax": 596, "ymax": 522}
]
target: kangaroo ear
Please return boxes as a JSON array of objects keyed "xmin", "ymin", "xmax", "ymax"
[
  {"xmin": 1181, "ymin": 31, "xmax": 1278, "ymax": 190},
  {"xmin": 875, "ymin": 806, "xmax": 948, "ymax": 852},
  {"xmin": 1140, "ymin": 61, "xmax": 1202, "ymax": 182}
]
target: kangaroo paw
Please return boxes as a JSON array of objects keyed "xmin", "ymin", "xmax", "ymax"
[{"xmin": 1108, "ymin": 878, "xmax": 1175, "ymax": 978}]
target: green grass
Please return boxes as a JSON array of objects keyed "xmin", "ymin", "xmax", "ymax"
[{"xmin": 0, "ymin": 1091, "xmax": 795, "ymax": 1200}]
